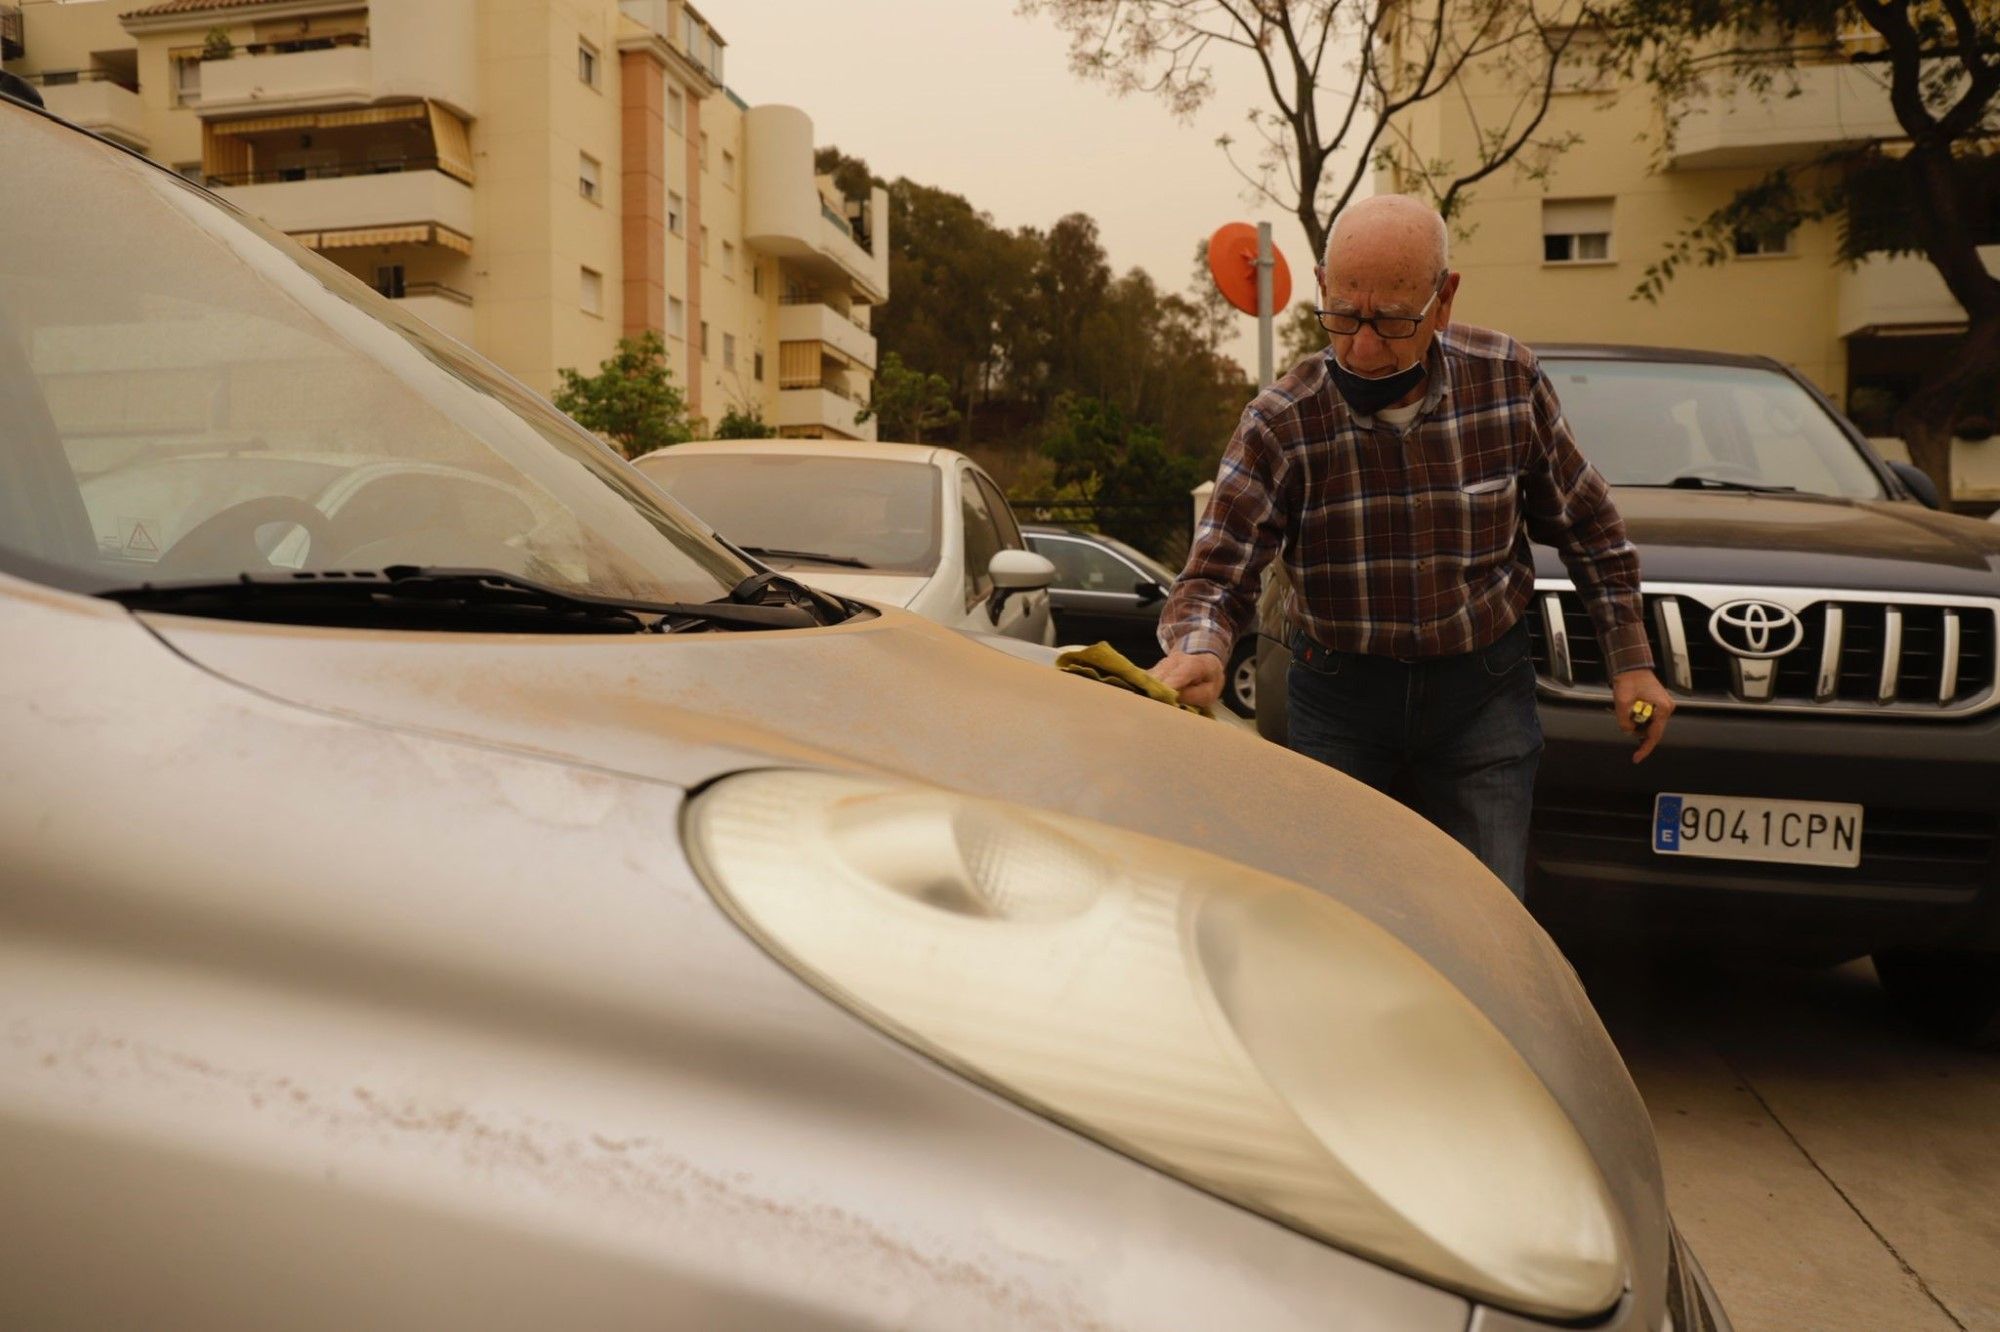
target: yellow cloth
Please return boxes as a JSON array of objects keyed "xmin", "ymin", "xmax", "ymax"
[{"xmin": 1055, "ymin": 642, "xmax": 1209, "ymax": 716}]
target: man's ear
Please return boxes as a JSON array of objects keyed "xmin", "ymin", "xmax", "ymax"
[{"xmin": 1435, "ymin": 270, "xmax": 1461, "ymax": 324}]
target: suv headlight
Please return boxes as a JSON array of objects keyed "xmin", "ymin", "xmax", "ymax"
[{"xmin": 685, "ymin": 770, "xmax": 1625, "ymax": 1320}]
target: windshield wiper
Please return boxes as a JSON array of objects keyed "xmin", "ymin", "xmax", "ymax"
[
  {"xmin": 736, "ymin": 545, "xmax": 873, "ymax": 569},
  {"xmin": 1636, "ymin": 475, "xmax": 1800, "ymax": 494},
  {"xmin": 99, "ymin": 566, "xmax": 824, "ymax": 633}
]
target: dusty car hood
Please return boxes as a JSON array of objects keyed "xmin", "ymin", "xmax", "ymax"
[
  {"xmin": 775, "ymin": 569, "xmax": 931, "ymax": 608},
  {"xmin": 138, "ymin": 605, "xmax": 1664, "ymax": 1293},
  {"xmin": 1543, "ymin": 488, "xmax": 2000, "ymax": 593}
]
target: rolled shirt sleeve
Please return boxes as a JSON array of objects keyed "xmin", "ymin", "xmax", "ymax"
[
  {"xmin": 1521, "ymin": 364, "xmax": 1654, "ymax": 677},
  {"xmin": 1157, "ymin": 406, "xmax": 1291, "ymax": 660}
]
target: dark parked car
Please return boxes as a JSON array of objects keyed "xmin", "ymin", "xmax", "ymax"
[
  {"xmin": 1024, "ymin": 523, "xmax": 1260, "ymax": 715},
  {"xmin": 1258, "ymin": 345, "xmax": 2000, "ymax": 1042}
]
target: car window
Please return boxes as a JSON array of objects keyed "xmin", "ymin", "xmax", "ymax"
[
  {"xmin": 1032, "ymin": 536, "xmax": 1140, "ymax": 592},
  {"xmin": 1543, "ymin": 359, "xmax": 1885, "ymax": 498},
  {"xmin": 0, "ymin": 111, "xmax": 750, "ymax": 605},
  {"xmin": 636, "ymin": 453, "xmax": 941, "ymax": 574},
  {"xmin": 960, "ymin": 470, "xmax": 1005, "ymax": 603},
  {"xmin": 1093, "ymin": 533, "xmax": 1175, "ymax": 586},
  {"xmin": 973, "ymin": 471, "xmax": 1024, "ymax": 550}
]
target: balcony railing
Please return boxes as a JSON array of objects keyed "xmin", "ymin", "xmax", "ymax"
[
  {"xmin": 207, "ymin": 156, "xmax": 443, "ymax": 188},
  {"xmin": 401, "ymin": 281, "xmax": 472, "ymax": 305},
  {"xmin": 25, "ymin": 69, "xmax": 137, "ymax": 90},
  {"xmin": 202, "ymin": 31, "xmax": 369, "ymax": 60}
]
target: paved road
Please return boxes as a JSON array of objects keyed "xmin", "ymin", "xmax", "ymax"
[{"xmin": 1577, "ymin": 953, "xmax": 2000, "ymax": 1332}]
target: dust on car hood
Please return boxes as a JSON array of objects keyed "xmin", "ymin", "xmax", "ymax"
[
  {"xmin": 1558, "ymin": 488, "xmax": 2000, "ymax": 593},
  {"xmin": 138, "ymin": 602, "xmax": 1667, "ymax": 1289}
]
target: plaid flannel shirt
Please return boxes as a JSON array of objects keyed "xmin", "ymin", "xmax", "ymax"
[{"xmin": 1159, "ymin": 323, "xmax": 1653, "ymax": 675}]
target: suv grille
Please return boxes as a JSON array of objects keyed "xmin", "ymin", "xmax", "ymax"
[{"xmin": 1528, "ymin": 581, "xmax": 1999, "ymax": 717}]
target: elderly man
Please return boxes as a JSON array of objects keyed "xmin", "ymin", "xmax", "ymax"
[{"xmin": 1155, "ymin": 195, "xmax": 1672, "ymax": 898}]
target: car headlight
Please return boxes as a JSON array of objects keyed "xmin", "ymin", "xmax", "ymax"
[{"xmin": 684, "ymin": 770, "xmax": 1625, "ymax": 1320}]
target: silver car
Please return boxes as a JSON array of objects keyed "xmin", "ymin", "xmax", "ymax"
[{"xmin": 0, "ymin": 100, "xmax": 1726, "ymax": 1330}]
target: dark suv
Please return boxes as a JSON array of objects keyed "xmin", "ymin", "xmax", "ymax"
[{"xmin": 1257, "ymin": 345, "xmax": 2000, "ymax": 1041}]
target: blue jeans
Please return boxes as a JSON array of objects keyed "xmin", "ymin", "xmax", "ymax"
[{"xmin": 1285, "ymin": 618, "xmax": 1544, "ymax": 898}]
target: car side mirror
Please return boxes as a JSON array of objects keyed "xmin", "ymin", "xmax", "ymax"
[
  {"xmin": 1887, "ymin": 460, "xmax": 1942, "ymax": 510},
  {"xmin": 988, "ymin": 549, "xmax": 1056, "ymax": 592},
  {"xmin": 1133, "ymin": 579, "xmax": 1166, "ymax": 606}
]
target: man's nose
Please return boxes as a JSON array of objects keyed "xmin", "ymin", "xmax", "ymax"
[{"xmin": 1350, "ymin": 324, "xmax": 1390, "ymax": 362}]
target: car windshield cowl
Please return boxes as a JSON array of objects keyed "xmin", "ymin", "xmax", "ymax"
[
  {"xmin": 1632, "ymin": 475, "xmax": 1803, "ymax": 495},
  {"xmin": 97, "ymin": 565, "xmax": 840, "ymax": 634}
]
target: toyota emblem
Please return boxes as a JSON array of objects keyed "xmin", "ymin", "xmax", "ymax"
[{"xmin": 1708, "ymin": 600, "xmax": 1805, "ymax": 659}]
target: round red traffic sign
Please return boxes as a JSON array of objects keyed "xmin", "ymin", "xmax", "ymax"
[{"xmin": 1207, "ymin": 222, "xmax": 1292, "ymax": 316}]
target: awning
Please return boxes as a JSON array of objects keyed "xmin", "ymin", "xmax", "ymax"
[
  {"xmin": 216, "ymin": 102, "xmax": 428, "ymax": 137},
  {"xmin": 292, "ymin": 223, "xmax": 473, "ymax": 252}
]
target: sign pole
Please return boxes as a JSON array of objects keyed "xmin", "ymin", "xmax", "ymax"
[{"xmin": 1256, "ymin": 221, "xmax": 1275, "ymax": 389}]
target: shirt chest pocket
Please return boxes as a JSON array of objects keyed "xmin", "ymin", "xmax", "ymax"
[{"xmin": 1455, "ymin": 473, "xmax": 1519, "ymax": 560}]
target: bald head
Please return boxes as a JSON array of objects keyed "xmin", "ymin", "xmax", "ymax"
[
  {"xmin": 1313, "ymin": 194, "xmax": 1459, "ymax": 386},
  {"xmin": 1322, "ymin": 195, "xmax": 1449, "ymax": 291}
]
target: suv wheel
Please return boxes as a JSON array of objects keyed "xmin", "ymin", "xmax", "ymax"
[
  {"xmin": 1873, "ymin": 948, "xmax": 2000, "ymax": 1047},
  {"xmin": 1223, "ymin": 638, "xmax": 1258, "ymax": 717}
]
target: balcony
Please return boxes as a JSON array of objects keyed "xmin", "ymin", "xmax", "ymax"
[
  {"xmin": 32, "ymin": 72, "xmax": 148, "ymax": 151},
  {"xmin": 777, "ymin": 386, "xmax": 871, "ymax": 441},
  {"xmin": 196, "ymin": 35, "xmax": 373, "ymax": 115},
  {"xmin": 393, "ymin": 283, "xmax": 474, "ymax": 343},
  {"xmin": 744, "ymin": 105, "xmax": 890, "ymax": 304},
  {"xmin": 1836, "ymin": 245, "xmax": 2000, "ymax": 336},
  {"xmin": 777, "ymin": 300, "xmax": 876, "ymax": 371},
  {"xmin": 212, "ymin": 164, "xmax": 474, "ymax": 249},
  {"xmin": 1669, "ymin": 59, "xmax": 1903, "ymax": 170}
]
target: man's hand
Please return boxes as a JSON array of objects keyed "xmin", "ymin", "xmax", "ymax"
[
  {"xmin": 1153, "ymin": 649, "xmax": 1225, "ymax": 710},
  {"xmin": 1612, "ymin": 667, "xmax": 1675, "ymax": 764}
]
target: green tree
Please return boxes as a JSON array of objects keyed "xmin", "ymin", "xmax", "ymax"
[
  {"xmin": 713, "ymin": 404, "xmax": 775, "ymax": 439},
  {"xmin": 1278, "ymin": 301, "xmax": 1328, "ymax": 370},
  {"xmin": 551, "ymin": 330, "xmax": 693, "ymax": 459},
  {"xmin": 1604, "ymin": 0, "xmax": 2000, "ymax": 495},
  {"xmin": 1040, "ymin": 393, "xmax": 1208, "ymax": 561},
  {"xmin": 857, "ymin": 352, "xmax": 962, "ymax": 442}
]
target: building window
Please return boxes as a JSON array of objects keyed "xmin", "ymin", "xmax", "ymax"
[
  {"xmin": 721, "ymin": 150, "xmax": 736, "ymax": 188},
  {"xmin": 700, "ymin": 225, "xmax": 710, "ymax": 266},
  {"xmin": 668, "ymin": 296, "xmax": 686, "ymax": 338},
  {"xmin": 580, "ymin": 266, "xmax": 603, "ymax": 316},
  {"xmin": 751, "ymin": 263, "xmax": 762, "ymax": 296},
  {"xmin": 173, "ymin": 56, "xmax": 202, "ymax": 106},
  {"xmin": 699, "ymin": 131, "xmax": 710, "ymax": 171},
  {"xmin": 700, "ymin": 321, "xmax": 710, "ymax": 357},
  {"xmin": 667, "ymin": 191, "xmax": 684, "ymax": 236},
  {"xmin": 721, "ymin": 240, "xmax": 735, "ymax": 277},
  {"xmin": 578, "ymin": 152, "xmax": 601, "ymax": 203},
  {"xmin": 753, "ymin": 351, "xmax": 764, "ymax": 382},
  {"xmin": 375, "ymin": 265, "xmax": 406, "ymax": 299},
  {"xmin": 578, "ymin": 39, "xmax": 600, "ymax": 88},
  {"xmin": 1542, "ymin": 198, "xmax": 1613, "ymax": 263},
  {"xmin": 722, "ymin": 332, "xmax": 736, "ymax": 371},
  {"xmin": 1734, "ymin": 225, "xmax": 1797, "ymax": 258},
  {"xmin": 667, "ymin": 88, "xmax": 685, "ymax": 134}
]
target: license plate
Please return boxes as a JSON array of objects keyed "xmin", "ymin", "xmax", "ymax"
[{"xmin": 1652, "ymin": 794, "xmax": 1863, "ymax": 868}]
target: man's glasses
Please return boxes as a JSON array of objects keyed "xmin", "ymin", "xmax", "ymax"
[{"xmin": 1315, "ymin": 281, "xmax": 1444, "ymax": 340}]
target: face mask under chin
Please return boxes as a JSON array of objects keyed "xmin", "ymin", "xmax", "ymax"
[{"xmin": 1327, "ymin": 352, "xmax": 1427, "ymax": 417}]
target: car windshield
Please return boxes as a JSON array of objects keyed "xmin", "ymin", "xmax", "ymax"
[
  {"xmin": 0, "ymin": 111, "xmax": 752, "ymax": 606},
  {"xmin": 636, "ymin": 452, "xmax": 942, "ymax": 575},
  {"xmin": 1543, "ymin": 359, "xmax": 1887, "ymax": 499}
]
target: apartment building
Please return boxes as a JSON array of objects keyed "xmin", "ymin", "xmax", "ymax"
[
  {"xmin": 1383, "ymin": 23, "xmax": 1999, "ymax": 499},
  {"xmin": 2, "ymin": 0, "xmax": 887, "ymax": 440}
]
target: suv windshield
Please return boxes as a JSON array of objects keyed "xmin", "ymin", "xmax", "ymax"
[
  {"xmin": 1543, "ymin": 359, "xmax": 1887, "ymax": 500},
  {"xmin": 0, "ymin": 111, "xmax": 751, "ymax": 606}
]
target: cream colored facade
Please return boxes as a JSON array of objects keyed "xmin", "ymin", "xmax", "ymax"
[
  {"xmin": 1384, "ymin": 23, "xmax": 2000, "ymax": 500},
  {"xmin": 3, "ymin": 0, "xmax": 886, "ymax": 440}
]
